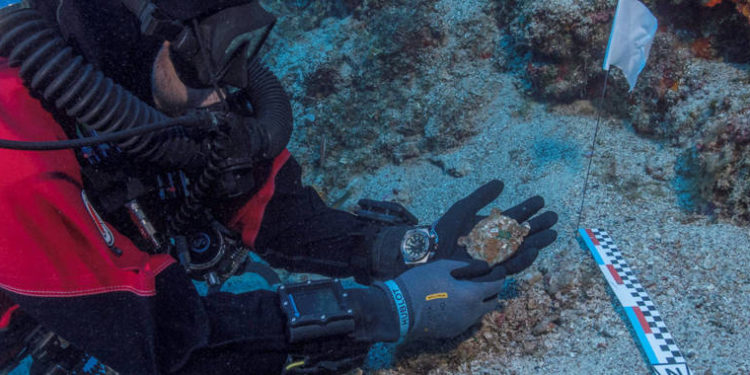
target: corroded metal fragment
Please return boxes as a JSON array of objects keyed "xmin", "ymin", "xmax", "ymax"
[{"xmin": 457, "ymin": 208, "xmax": 531, "ymax": 266}]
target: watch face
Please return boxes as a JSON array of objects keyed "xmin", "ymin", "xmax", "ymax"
[{"xmin": 402, "ymin": 229, "xmax": 431, "ymax": 263}]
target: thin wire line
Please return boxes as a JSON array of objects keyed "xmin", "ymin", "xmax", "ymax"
[{"xmin": 576, "ymin": 71, "xmax": 610, "ymax": 230}]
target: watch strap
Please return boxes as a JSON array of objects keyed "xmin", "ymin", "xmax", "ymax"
[{"xmin": 370, "ymin": 226, "xmax": 410, "ymax": 280}]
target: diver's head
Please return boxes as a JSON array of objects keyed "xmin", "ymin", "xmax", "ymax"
[
  {"xmin": 40, "ymin": 0, "xmax": 273, "ymax": 114},
  {"xmin": 151, "ymin": 41, "xmax": 223, "ymax": 116}
]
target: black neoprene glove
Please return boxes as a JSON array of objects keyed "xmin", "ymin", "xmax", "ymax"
[{"xmin": 370, "ymin": 180, "xmax": 558, "ymax": 281}]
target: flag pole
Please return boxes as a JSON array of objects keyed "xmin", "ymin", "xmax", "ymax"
[{"xmin": 575, "ymin": 71, "xmax": 610, "ymax": 230}]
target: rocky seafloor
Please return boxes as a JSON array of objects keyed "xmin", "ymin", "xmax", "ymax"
[{"xmin": 251, "ymin": 0, "xmax": 750, "ymax": 374}]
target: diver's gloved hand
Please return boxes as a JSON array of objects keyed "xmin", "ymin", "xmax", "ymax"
[
  {"xmin": 370, "ymin": 180, "xmax": 558, "ymax": 280},
  {"xmin": 167, "ymin": 0, "xmax": 276, "ymax": 88},
  {"xmin": 351, "ymin": 259, "xmax": 506, "ymax": 343},
  {"xmin": 277, "ymin": 261, "xmax": 505, "ymax": 372},
  {"xmin": 433, "ymin": 180, "xmax": 558, "ymax": 280}
]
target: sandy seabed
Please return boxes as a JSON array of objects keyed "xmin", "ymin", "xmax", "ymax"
[{"xmin": 318, "ymin": 71, "xmax": 750, "ymax": 375}]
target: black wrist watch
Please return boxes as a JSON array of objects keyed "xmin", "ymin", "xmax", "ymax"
[{"xmin": 400, "ymin": 226, "xmax": 437, "ymax": 265}]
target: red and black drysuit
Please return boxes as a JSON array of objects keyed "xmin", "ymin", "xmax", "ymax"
[{"xmin": 0, "ymin": 58, "xmax": 381, "ymax": 374}]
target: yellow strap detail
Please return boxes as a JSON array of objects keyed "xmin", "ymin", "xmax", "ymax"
[
  {"xmin": 285, "ymin": 360, "xmax": 306, "ymax": 371},
  {"xmin": 425, "ymin": 292, "xmax": 448, "ymax": 301}
]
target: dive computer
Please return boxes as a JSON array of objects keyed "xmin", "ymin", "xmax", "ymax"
[{"xmin": 278, "ymin": 279, "xmax": 355, "ymax": 343}]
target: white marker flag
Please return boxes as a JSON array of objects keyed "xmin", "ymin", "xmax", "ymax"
[{"xmin": 602, "ymin": 0, "xmax": 658, "ymax": 91}]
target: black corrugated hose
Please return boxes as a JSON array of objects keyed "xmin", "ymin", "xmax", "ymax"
[
  {"xmin": 243, "ymin": 58, "xmax": 293, "ymax": 160},
  {"xmin": 0, "ymin": 7, "xmax": 205, "ymax": 168},
  {"xmin": 0, "ymin": 6, "xmax": 294, "ymax": 237},
  {"xmin": 0, "ymin": 7, "xmax": 293, "ymax": 171}
]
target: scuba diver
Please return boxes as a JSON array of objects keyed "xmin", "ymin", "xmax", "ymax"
[{"xmin": 0, "ymin": 0, "xmax": 558, "ymax": 374}]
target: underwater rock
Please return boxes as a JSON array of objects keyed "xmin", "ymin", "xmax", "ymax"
[
  {"xmin": 497, "ymin": 0, "xmax": 616, "ymax": 101},
  {"xmin": 498, "ymin": 0, "xmax": 749, "ymax": 134},
  {"xmin": 666, "ymin": 59, "xmax": 750, "ymax": 222},
  {"xmin": 687, "ymin": 106, "xmax": 750, "ymax": 222},
  {"xmin": 531, "ymin": 315, "xmax": 559, "ymax": 336},
  {"xmin": 703, "ymin": 0, "xmax": 750, "ymax": 23},
  {"xmin": 499, "ymin": 0, "xmax": 750, "ymax": 223},
  {"xmin": 457, "ymin": 208, "xmax": 531, "ymax": 266}
]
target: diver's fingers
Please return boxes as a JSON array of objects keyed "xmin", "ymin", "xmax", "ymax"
[
  {"xmin": 526, "ymin": 211, "xmax": 558, "ymax": 235},
  {"xmin": 451, "ymin": 260, "xmax": 491, "ymax": 280},
  {"xmin": 523, "ymin": 229, "xmax": 558, "ymax": 250},
  {"xmin": 453, "ymin": 180, "xmax": 504, "ymax": 215},
  {"xmin": 497, "ymin": 229, "xmax": 556, "ymax": 275},
  {"xmin": 501, "ymin": 247, "xmax": 539, "ymax": 275},
  {"xmin": 503, "ymin": 196, "xmax": 545, "ymax": 222},
  {"xmin": 472, "ymin": 264, "xmax": 507, "ymax": 283}
]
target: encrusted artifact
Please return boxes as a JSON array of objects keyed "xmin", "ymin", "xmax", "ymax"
[{"xmin": 457, "ymin": 208, "xmax": 531, "ymax": 266}]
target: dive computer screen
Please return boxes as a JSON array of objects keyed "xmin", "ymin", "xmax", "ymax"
[{"xmin": 289, "ymin": 288, "xmax": 338, "ymax": 316}]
